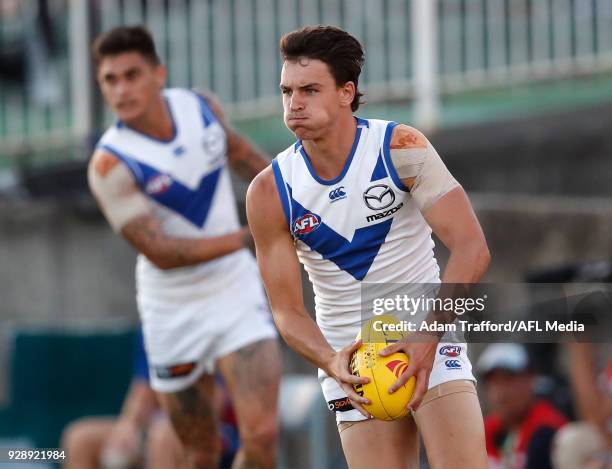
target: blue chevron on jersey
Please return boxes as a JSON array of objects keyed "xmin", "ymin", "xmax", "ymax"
[
  {"xmin": 102, "ymin": 144, "xmax": 222, "ymax": 228},
  {"xmin": 287, "ymin": 184, "xmax": 393, "ymax": 281},
  {"xmin": 370, "ymin": 152, "xmax": 388, "ymax": 182}
]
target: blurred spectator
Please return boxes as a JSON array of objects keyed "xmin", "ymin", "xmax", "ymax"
[
  {"xmin": 478, "ymin": 343, "xmax": 567, "ymax": 469},
  {"xmin": 552, "ymin": 342, "xmax": 612, "ymax": 469},
  {"xmin": 61, "ymin": 329, "xmax": 240, "ymax": 468}
]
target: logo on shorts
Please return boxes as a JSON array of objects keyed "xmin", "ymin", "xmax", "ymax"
[
  {"xmin": 327, "ymin": 397, "xmax": 354, "ymax": 412},
  {"xmin": 155, "ymin": 361, "xmax": 197, "ymax": 379},
  {"xmin": 293, "ymin": 213, "xmax": 321, "ymax": 236},
  {"xmin": 329, "ymin": 186, "xmax": 347, "ymax": 202},
  {"xmin": 145, "ymin": 174, "xmax": 173, "ymax": 195},
  {"xmin": 386, "ymin": 359, "xmax": 409, "ymax": 378},
  {"xmin": 439, "ymin": 345, "xmax": 462, "ymax": 357},
  {"xmin": 445, "ymin": 359, "xmax": 462, "ymax": 369}
]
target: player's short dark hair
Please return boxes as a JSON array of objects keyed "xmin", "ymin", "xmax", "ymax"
[
  {"xmin": 92, "ymin": 25, "xmax": 160, "ymax": 67},
  {"xmin": 280, "ymin": 25, "xmax": 365, "ymax": 111}
]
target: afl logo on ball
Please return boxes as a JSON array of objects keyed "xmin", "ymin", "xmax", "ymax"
[
  {"xmin": 363, "ymin": 184, "xmax": 395, "ymax": 211},
  {"xmin": 293, "ymin": 213, "xmax": 321, "ymax": 236}
]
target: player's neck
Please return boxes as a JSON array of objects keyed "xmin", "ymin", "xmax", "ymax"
[
  {"xmin": 302, "ymin": 114, "xmax": 357, "ymax": 180},
  {"xmin": 123, "ymin": 97, "xmax": 174, "ymax": 141}
]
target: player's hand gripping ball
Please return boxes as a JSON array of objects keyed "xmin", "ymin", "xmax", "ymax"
[{"xmin": 350, "ymin": 315, "xmax": 416, "ymax": 420}]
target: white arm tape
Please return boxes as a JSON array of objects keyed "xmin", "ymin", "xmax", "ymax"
[
  {"xmin": 88, "ymin": 160, "xmax": 151, "ymax": 232},
  {"xmin": 390, "ymin": 141, "xmax": 460, "ymax": 210}
]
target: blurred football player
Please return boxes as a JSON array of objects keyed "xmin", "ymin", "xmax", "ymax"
[{"xmin": 88, "ymin": 26, "xmax": 280, "ymax": 469}]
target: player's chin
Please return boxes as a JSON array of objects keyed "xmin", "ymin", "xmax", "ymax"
[{"xmin": 287, "ymin": 123, "xmax": 314, "ymax": 140}]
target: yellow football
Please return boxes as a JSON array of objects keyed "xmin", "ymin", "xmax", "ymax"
[{"xmin": 350, "ymin": 315, "xmax": 416, "ymax": 420}]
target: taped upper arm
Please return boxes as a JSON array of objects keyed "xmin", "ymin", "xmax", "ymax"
[
  {"xmin": 389, "ymin": 124, "xmax": 459, "ymax": 210},
  {"xmin": 88, "ymin": 150, "xmax": 152, "ymax": 232}
]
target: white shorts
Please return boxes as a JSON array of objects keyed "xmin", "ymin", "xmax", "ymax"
[
  {"xmin": 320, "ymin": 342, "xmax": 474, "ymax": 423},
  {"xmin": 138, "ymin": 278, "xmax": 277, "ymax": 393}
]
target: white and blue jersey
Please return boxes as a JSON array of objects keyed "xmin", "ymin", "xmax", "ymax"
[
  {"xmin": 97, "ymin": 87, "xmax": 257, "ymax": 300},
  {"xmin": 272, "ymin": 118, "xmax": 440, "ymax": 348},
  {"xmin": 97, "ymin": 88, "xmax": 276, "ymax": 392},
  {"xmin": 272, "ymin": 118, "xmax": 474, "ymax": 419}
]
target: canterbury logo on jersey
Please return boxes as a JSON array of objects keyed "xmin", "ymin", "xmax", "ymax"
[{"xmin": 329, "ymin": 186, "xmax": 347, "ymax": 202}]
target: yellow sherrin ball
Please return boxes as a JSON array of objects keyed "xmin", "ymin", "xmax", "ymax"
[{"xmin": 350, "ymin": 315, "xmax": 416, "ymax": 420}]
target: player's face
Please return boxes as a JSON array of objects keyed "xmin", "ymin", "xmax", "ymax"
[
  {"xmin": 280, "ymin": 58, "xmax": 355, "ymax": 140},
  {"xmin": 97, "ymin": 52, "xmax": 166, "ymax": 123}
]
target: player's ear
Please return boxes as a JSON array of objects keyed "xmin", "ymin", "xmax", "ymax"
[
  {"xmin": 154, "ymin": 63, "xmax": 168, "ymax": 88},
  {"xmin": 338, "ymin": 81, "xmax": 356, "ymax": 109}
]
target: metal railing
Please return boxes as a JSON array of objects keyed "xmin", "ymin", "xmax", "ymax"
[{"xmin": 2, "ymin": 0, "xmax": 612, "ymax": 159}]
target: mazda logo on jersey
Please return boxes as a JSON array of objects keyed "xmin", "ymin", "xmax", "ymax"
[
  {"xmin": 329, "ymin": 186, "xmax": 347, "ymax": 202},
  {"xmin": 363, "ymin": 184, "xmax": 395, "ymax": 210},
  {"xmin": 293, "ymin": 213, "xmax": 321, "ymax": 235}
]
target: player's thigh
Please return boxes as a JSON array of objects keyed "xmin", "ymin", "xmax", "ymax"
[
  {"xmin": 156, "ymin": 373, "xmax": 218, "ymax": 449},
  {"xmin": 217, "ymin": 338, "xmax": 280, "ymax": 428},
  {"xmin": 414, "ymin": 380, "xmax": 488, "ymax": 469},
  {"xmin": 339, "ymin": 417, "xmax": 419, "ymax": 469}
]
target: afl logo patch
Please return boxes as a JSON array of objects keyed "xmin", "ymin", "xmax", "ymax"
[
  {"xmin": 293, "ymin": 213, "xmax": 321, "ymax": 236},
  {"xmin": 439, "ymin": 345, "xmax": 462, "ymax": 357},
  {"xmin": 363, "ymin": 184, "xmax": 395, "ymax": 211},
  {"xmin": 145, "ymin": 174, "xmax": 173, "ymax": 195}
]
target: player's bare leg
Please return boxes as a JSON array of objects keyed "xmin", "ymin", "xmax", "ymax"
[
  {"xmin": 217, "ymin": 338, "xmax": 280, "ymax": 469},
  {"xmin": 61, "ymin": 418, "xmax": 115, "ymax": 469},
  {"xmin": 147, "ymin": 417, "xmax": 185, "ymax": 469},
  {"xmin": 157, "ymin": 374, "xmax": 220, "ymax": 469},
  {"xmin": 413, "ymin": 380, "xmax": 488, "ymax": 469},
  {"xmin": 338, "ymin": 416, "xmax": 419, "ymax": 469}
]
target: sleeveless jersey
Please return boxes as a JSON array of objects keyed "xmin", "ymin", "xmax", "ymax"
[
  {"xmin": 97, "ymin": 88, "xmax": 258, "ymax": 301},
  {"xmin": 272, "ymin": 118, "xmax": 440, "ymax": 348}
]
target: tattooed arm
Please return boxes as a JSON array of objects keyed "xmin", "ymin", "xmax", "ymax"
[
  {"xmin": 196, "ymin": 90, "xmax": 270, "ymax": 182},
  {"xmin": 88, "ymin": 150, "xmax": 250, "ymax": 270}
]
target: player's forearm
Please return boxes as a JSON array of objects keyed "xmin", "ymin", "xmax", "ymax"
[
  {"xmin": 139, "ymin": 230, "xmax": 245, "ymax": 270},
  {"xmin": 441, "ymin": 239, "xmax": 490, "ymax": 284},
  {"xmin": 273, "ymin": 308, "xmax": 336, "ymax": 371}
]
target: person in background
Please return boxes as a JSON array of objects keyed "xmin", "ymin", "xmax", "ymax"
[
  {"xmin": 551, "ymin": 342, "xmax": 612, "ymax": 469},
  {"xmin": 478, "ymin": 343, "xmax": 567, "ymax": 469}
]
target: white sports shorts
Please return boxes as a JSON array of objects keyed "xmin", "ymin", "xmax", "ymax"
[
  {"xmin": 138, "ymin": 277, "xmax": 277, "ymax": 393},
  {"xmin": 320, "ymin": 341, "xmax": 475, "ymax": 423}
]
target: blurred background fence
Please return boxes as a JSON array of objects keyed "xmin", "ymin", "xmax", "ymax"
[{"xmin": 4, "ymin": 0, "xmax": 612, "ymax": 164}]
